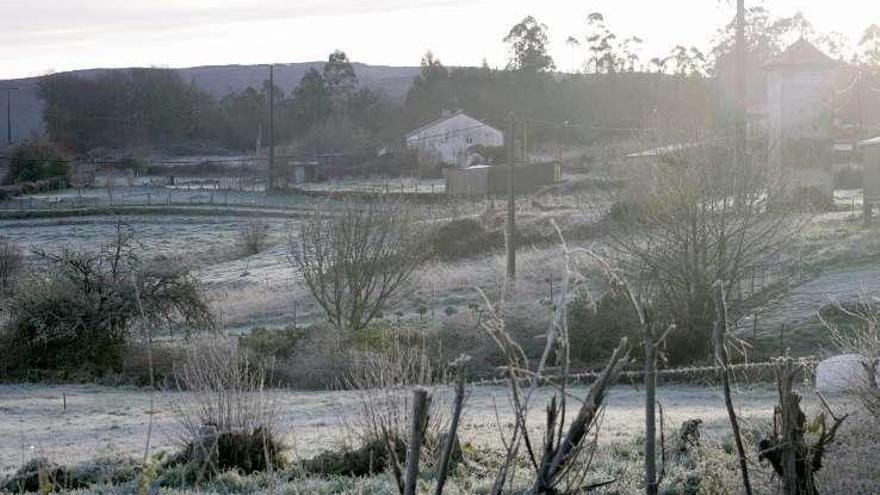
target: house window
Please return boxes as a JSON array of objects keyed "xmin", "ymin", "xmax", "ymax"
[{"xmin": 466, "ymin": 135, "xmax": 473, "ymax": 144}]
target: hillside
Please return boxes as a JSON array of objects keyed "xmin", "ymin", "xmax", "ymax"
[{"xmin": 0, "ymin": 62, "xmax": 420, "ymax": 143}]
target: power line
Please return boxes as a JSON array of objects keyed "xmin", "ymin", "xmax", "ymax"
[{"xmin": 0, "ymin": 154, "xmax": 312, "ymax": 165}]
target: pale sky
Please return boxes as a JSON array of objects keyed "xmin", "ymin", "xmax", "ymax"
[{"xmin": 2, "ymin": 0, "xmax": 879, "ymax": 80}]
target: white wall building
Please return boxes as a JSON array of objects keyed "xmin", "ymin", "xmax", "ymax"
[
  {"xmin": 405, "ymin": 111, "xmax": 503, "ymax": 168},
  {"xmin": 764, "ymin": 40, "xmax": 837, "ymax": 188}
]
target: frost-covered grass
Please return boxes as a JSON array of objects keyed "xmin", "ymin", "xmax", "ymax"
[
  {"xmin": 6, "ymin": 199, "xmax": 880, "ymax": 353},
  {"xmin": 1, "ymin": 383, "xmax": 877, "ymax": 494},
  {"xmin": 4, "ymin": 185, "xmax": 880, "ymax": 492}
]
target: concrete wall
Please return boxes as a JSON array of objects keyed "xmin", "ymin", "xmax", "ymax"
[
  {"xmin": 445, "ymin": 162, "xmax": 560, "ymax": 197},
  {"xmin": 445, "ymin": 166, "xmax": 490, "ymax": 197}
]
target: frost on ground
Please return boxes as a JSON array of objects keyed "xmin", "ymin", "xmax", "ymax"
[
  {"xmin": 0, "ymin": 382, "xmax": 839, "ymax": 477},
  {"xmin": 2, "ymin": 383, "xmax": 877, "ymax": 493}
]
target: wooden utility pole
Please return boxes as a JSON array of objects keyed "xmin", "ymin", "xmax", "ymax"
[
  {"xmin": 506, "ymin": 113, "xmax": 516, "ymax": 281},
  {"xmin": 2, "ymin": 87, "xmax": 20, "ymax": 145},
  {"xmin": 858, "ymin": 72, "xmax": 871, "ymax": 222},
  {"xmin": 268, "ymin": 64, "xmax": 275, "ymax": 191},
  {"xmin": 734, "ymin": 0, "xmax": 747, "ymax": 171}
]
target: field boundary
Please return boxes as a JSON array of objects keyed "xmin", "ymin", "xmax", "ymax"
[{"xmin": 469, "ymin": 357, "xmax": 818, "ymax": 387}]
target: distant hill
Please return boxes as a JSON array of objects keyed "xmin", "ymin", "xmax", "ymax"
[{"xmin": 0, "ymin": 62, "xmax": 420, "ymax": 143}]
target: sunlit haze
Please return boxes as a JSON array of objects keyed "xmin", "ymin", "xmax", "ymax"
[{"xmin": 2, "ymin": 0, "xmax": 879, "ymax": 79}]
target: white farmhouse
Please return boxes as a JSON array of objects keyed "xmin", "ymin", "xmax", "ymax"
[{"xmin": 405, "ymin": 110, "xmax": 504, "ymax": 168}]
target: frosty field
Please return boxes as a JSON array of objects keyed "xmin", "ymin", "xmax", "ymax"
[
  {"xmin": 0, "ymin": 383, "xmax": 826, "ymax": 474},
  {"xmin": 2, "ymin": 382, "xmax": 877, "ymax": 494}
]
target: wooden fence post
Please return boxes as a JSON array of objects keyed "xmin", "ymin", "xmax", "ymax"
[
  {"xmin": 404, "ymin": 388, "xmax": 430, "ymax": 495},
  {"xmin": 434, "ymin": 357, "xmax": 469, "ymax": 495}
]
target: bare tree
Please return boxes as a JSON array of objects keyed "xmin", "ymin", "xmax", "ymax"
[
  {"xmin": 289, "ymin": 200, "xmax": 428, "ymax": 333},
  {"xmin": 610, "ymin": 139, "xmax": 806, "ymax": 363}
]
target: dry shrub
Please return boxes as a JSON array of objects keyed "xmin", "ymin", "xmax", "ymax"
[
  {"xmin": 301, "ymin": 435, "xmax": 406, "ymax": 477},
  {"xmin": 273, "ymin": 324, "xmax": 350, "ymax": 388},
  {"xmin": 237, "ymin": 218, "xmax": 270, "ymax": 256},
  {"xmin": 238, "ymin": 326, "xmax": 303, "ymax": 361},
  {"xmin": 0, "ymin": 457, "xmax": 141, "ymax": 493},
  {"xmin": 169, "ymin": 338, "xmax": 284, "ymax": 474},
  {"xmin": 331, "ymin": 330, "xmax": 450, "ymax": 475},
  {"xmin": 569, "ymin": 289, "xmax": 641, "ymax": 366},
  {"xmin": 431, "ymin": 218, "xmax": 499, "ymax": 260},
  {"xmin": 6, "ymin": 225, "xmax": 212, "ymax": 373},
  {"xmin": 121, "ymin": 340, "xmax": 189, "ymax": 386}
]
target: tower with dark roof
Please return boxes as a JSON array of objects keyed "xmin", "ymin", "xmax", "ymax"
[{"xmin": 763, "ymin": 39, "xmax": 838, "ymax": 191}]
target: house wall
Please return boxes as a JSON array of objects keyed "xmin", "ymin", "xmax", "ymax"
[
  {"xmin": 406, "ymin": 114, "xmax": 503, "ymax": 168},
  {"xmin": 767, "ymin": 68, "xmax": 834, "ymax": 171}
]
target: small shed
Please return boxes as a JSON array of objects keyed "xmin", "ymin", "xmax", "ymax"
[{"xmin": 274, "ymin": 159, "xmax": 322, "ymax": 188}]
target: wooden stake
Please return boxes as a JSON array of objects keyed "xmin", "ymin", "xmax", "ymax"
[
  {"xmin": 404, "ymin": 388, "xmax": 430, "ymax": 495},
  {"xmin": 434, "ymin": 358, "xmax": 469, "ymax": 495},
  {"xmin": 713, "ymin": 281, "xmax": 753, "ymax": 495}
]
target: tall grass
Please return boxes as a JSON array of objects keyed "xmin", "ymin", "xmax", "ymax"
[
  {"xmin": 170, "ymin": 338, "xmax": 279, "ymax": 441},
  {"xmin": 340, "ymin": 333, "xmax": 450, "ymax": 469}
]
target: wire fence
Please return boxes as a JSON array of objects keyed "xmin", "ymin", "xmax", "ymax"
[
  {"xmin": 0, "ymin": 184, "xmax": 556, "ymax": 225},
  {"xmin": 469, "ymin": 356, "xmax": 819, "ymax": 387},
  {"xmin": 0, "ymin": 176, "xmax": 596, "ymax": 223}
]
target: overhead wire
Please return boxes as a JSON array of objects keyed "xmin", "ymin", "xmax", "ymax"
[{"xmin": 0, "ymin": 154, "xmax": 321, "ymax": 165}]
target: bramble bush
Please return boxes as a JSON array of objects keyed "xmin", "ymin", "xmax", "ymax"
[{"xmin": 3, "ymin": 225, "xmax": 212, "ymax": 374}]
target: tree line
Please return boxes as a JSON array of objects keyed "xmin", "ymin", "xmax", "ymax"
[
  {"xmin": 37, "ymin": 9, "xmax": 880, "ymax": 157},
  {"xmin": 39, "ymin": 51, "xmax": 402, "ymax": 157}
]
